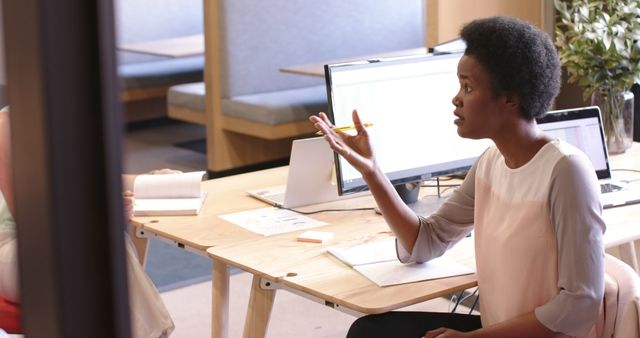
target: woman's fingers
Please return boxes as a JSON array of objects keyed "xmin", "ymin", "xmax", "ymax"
[
  {"xmin": 352, "ymin": 109, "xmax": 362, "ymax": 126},
  {"xmin": 318, "ymin": 112, "xmax": 334, "ymax": 127},
  {"xmin": 352, "ymin": 109, "xmax": 368, "ymax": 135},
  {"xmin": 310, "ymin": 112, "xmax": 360, "ymax": 161},
  {"xmin": 309, "ymin": 112, "xmax": 333, "ymax": 128},
  {"xmin": 313, "ymin": 119, "xmax": 335, "ymax": 138},
  {"xmin": 310, "ymin": 114, "xmax": 332, "ymax": 133},
  {"xmin": 311, "ymin": 114, "xmax": 347, "ymax": 141},
  {"xmin": 309, "ymin": 114, "xmax": 322, "ymax": 124},
  {"xmin": 319, "ymin": 111, "xmax": 354, "ymax": 139},
  {"xmin": 329, "ymin": 136, "xmax": 347, "ymax": 155}
]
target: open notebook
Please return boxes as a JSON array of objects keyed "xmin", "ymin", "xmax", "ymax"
[
  {"xmin": 133, "ymin": 171, "xmax": 207, "ymax": 216},
  {"xmin": 537, "ymin": 106, "xmax": 640, "ymax": 208}
]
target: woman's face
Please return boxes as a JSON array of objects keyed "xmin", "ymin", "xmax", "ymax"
[
  {"xmin": 0, "ymin": 111, "xmax": 13, "ymax": 212},
  {"xmin": 451, "ymin": 55, "xmax": 509, "ymax": 140}
]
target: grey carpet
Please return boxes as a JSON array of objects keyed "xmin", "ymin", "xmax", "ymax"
[
  {"xmin": 174, "ymin": 138, "xmax": 206, "ymax": 154},
  {"xmin": 144, "ymin": 238, "xmax": 212, "ymax": 292}
]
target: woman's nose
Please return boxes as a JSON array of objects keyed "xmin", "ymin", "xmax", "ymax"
[{"xmin": 452, "ymin": 94, "xmax": 461, "ymax": 107}]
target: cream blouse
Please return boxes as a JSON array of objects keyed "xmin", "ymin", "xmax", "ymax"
[{"xmin": 397, "ymin": 140, "xmax": 605, "ymax": 338}]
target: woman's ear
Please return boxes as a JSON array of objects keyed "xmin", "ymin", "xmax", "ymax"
[{"xmin": 503, "ymin": 93, "xmax": 520, "ymax": 113}]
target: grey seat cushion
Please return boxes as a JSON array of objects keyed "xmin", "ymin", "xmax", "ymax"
[
  {"xmin": 119, "ymin": 56, "xmax": 204, "ymax": 89},
  {"xmin": 222, "ymin": 85, "xmax": 327, "ymax": 125},
  {"xmin": 168, "ymin": 83, "xmax": 328, "ymax": 125},
  {"xmin": 167, "ymin": 82, "xmax": 206, "ymax": 112}
]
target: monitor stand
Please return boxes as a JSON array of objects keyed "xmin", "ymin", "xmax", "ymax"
[
  {"xmin": 394, "ymin": 182, "xmax": 421, "ymax": 204},
  {"xmin": 410, "ymin": 194, "xmax": 447, "ymax": 216},
  {"xmin": 395, "ymin": 178, "xmax": 451, "ymax": 215}
]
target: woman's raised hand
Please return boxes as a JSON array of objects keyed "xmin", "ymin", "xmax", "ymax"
[{"xmin": 309, "ymin": 109, "xmax": 376, "ymax": 177}]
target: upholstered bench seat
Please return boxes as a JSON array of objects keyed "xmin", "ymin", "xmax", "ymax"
[
  {"xmin": 168, "ymin": 82, "xmax": 325, "ymax": 138},
  {"xmin": 222, "ymin": 85, "xmax": 327, "ymax": 125},
  {"xmin": 119, "ymin": 56, "xmax": 204, "ymax": 105},
  {"xmin": 119, "ymin": 56, "xmax": 204, "ymax": 89},
  {"xmin": 167, "ymin": 82, "xmax": 206, "ymax": 112}
]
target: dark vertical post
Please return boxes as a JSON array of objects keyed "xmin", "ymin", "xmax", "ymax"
[
  {"xmin": 631, "ymin": 83, "xmax": 639, "ymax": 142},
  {"xmin": 2, "ymin": 0, "xmax": 131, "ymax": 336}
]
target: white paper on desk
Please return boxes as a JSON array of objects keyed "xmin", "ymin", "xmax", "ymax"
[
  {"xmin": 327, "ymin": 237, "xmax": 398, "ymax": 266},
  {"xmin": 355, "ymin": 256, "xmax": 474, "ymax": 287},
  {"xmin": 219, "ymin": 207, "xmax": 328, "ymax": 236},
  {"xmin": 327, "ymin": 236, "xmax": 474, "ymax": 287}
]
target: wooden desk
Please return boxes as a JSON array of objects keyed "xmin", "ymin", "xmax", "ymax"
[
  {"xmin": 603, "ymin": 145, "xmax": 640, "ymax": 270},
  {"xmin": 207, "ymin": 221, "xmax": 476, "ymax": 338},
  {"xmin": 203, "ymin": 145, "xmax": 640, "ymax": 338},
  {"xmin": 131, "ymin": 144, "xmax": 640, "ymax": 338},
  {"xmin": 131, "ymin": 167, "xmax": 476, "ymax": 338},
  {"xmin": 131, "ymin": 167, "xmax": 288, "ymax": 255},
  {"xmin": 280, "ymin": 47, "xmax": 429, "ymax": 77},
  {"xmin": 118, "ymin": 34, "xmax": 204, "ymax": 58}
]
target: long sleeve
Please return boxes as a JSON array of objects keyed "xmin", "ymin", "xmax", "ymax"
[
  {"xmin": 534, "ymin": 154, "xmax": 606, "ymax": 338},
  {"xmin": 397, "ymin": 161, "xmax": 477, "ymax": 263}
]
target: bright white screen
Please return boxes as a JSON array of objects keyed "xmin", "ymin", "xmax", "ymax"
[
  {"xmin": 538, "ymin": 116, "xmax": 607, "ymax": 171},
  {"xmin": 327, "ymin": 53, "xmax": 493, "ymax": 194}
]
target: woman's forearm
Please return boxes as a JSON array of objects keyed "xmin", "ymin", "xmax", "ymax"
[{"xmin": 363, "ymin": 166, "xmax": 421, "ymax": 252}]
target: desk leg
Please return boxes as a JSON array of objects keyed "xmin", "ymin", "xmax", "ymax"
[
  {"xmin": 128, "ymin": 225, "xmax": 149, "ymax": 267},
  {"xmin": 242, "ymin": 276, "xmax": 276, "ymax": 338},
  {"xmin": 618, "ymin": 241, "xmax": 639, "ymax": 273},
  {"xmin": 212, "ymin": 260, "xmax": 230, "ymax": 338}
]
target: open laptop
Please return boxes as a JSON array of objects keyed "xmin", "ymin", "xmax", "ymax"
[
  {"xmin": 247, "ymin": 137, "xmax": 368, "ymax": 208},
  {"xmin": 537, "ymin": 106, "xmax": 640, "ymax": 208}
]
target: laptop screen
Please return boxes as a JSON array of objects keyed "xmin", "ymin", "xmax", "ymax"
[{"xmin": 536, "ymin": 106, "xmax": 611, "ymax": 179}]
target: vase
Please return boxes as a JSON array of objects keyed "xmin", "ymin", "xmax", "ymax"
[{"xmin": 591, "ymin": 89, "xmax": 635, "ymax": 154}]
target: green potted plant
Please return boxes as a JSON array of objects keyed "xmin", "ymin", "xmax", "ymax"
[{"xmin": 554, "ymin": 0, "xmax": 640, "ymax": 153}]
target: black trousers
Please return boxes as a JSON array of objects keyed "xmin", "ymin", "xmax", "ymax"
[{"xmin": 346, "ymin": 311, "xmax": 482, "ymax": 338}]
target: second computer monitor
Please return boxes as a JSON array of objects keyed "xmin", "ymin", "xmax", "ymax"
[{"xmin": 324, "ymin": 52, "xmax": 493, "ymax": 197}]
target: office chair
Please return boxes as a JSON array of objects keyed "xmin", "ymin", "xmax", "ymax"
[
  {"xmin": 602, "ymin": 254, "xmax": 640, "ymax": 338},
  {"xmin": 0, "ymin": 296, "xmax": 21, "ymax": 334}
]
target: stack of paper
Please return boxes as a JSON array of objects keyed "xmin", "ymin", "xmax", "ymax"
[
  {"xmin": 328, "ymin": 237, "xmax": 398, "ymax": 266},
  {"xmin": 328, "ymin": 237, "xmax": 474, "ymax": 287}
]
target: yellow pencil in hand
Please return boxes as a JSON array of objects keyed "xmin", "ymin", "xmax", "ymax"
[{"xmin": 315, "ymin": 122, "xmax": 373, "ymax": 135}]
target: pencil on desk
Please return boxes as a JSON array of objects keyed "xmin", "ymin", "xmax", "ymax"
[{"xmin": 315, "ymin": 122, "xmax": 373, "ymax": 135}]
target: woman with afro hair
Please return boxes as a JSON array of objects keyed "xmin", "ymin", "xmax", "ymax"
[{"xmin": 310, "ymin": 16, "xmax": 606, "ymax": 338}]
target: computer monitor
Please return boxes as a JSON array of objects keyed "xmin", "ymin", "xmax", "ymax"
[{"xmin": 324, "ymin": 52, "xmax": 493, "ymax": 202}]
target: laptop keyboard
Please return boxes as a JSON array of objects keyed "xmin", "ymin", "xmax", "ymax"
[
  {"xmin": 601, "ymin": 183, "xmax": 624, "ymax": 194},
  {"xmin": 270, "ymin": 192, "xmax": 286, "ymax": 204}
]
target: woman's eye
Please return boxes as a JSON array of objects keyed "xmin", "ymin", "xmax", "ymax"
[{"xmin": 463, "ymin": 84, "xmax": 472, "ymax": 93}]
